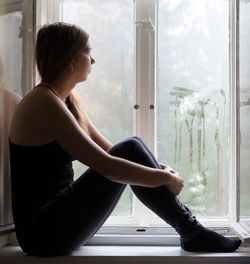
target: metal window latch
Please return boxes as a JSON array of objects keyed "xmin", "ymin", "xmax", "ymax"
[
  {"xmin": 19, "ymin": 26, "xmax": 32, "ymax": 38},
  {"xmin": 135, "ymin": 18, "xmax": 155, "ymax": 31},
  {"xmin": 134, "ymin": 104, "xmax": 139, "ymax": 110}
]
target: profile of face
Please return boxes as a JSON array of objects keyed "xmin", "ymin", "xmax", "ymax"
[
  {"xmin": 72, "ymin": 40, "xmax": 96, "ymax": 82},
  {"xmin": 36, "ymin": 23, "xmax": 95, "ymax": 85}
]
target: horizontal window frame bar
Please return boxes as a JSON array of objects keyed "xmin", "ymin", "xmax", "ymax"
[
  {"xmin": 88, "ymin": 226, "xmax": 237, "ymax": 246},
  {"xmin": 0, "ymin": 0, "xmax": 21, "ymax": 15},
  {"xmin": 97, "ymin": 225, "xmax": 231, "ymax": 235},
  {"xmin": 104, "ymin": 214, "xmax": 250, "ymax": 227},
  {"xmin": 0, "ymin": 224, "xmax": 15, "ymax": 236}
]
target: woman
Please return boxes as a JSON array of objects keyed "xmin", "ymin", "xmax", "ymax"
[{"xmin": 9, "ymin": 22, "xmax": 241, "ymax": 257}]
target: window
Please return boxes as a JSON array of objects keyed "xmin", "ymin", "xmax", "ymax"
[
  {"xmin": 157, "ymin": 0, "xmax": 230, "ymax": 219},
  {"xmin": 35, "ymin": 0, "xmax": 250, "ymax": 239}
]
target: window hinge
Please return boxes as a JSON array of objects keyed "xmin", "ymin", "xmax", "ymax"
[
  {"xmin": 135, "ymin": 18, "xmax": 155, "ymax": 31},
  {"xmin": 18, "ymin": 26, "xmax": 32, "ymax": 39}
]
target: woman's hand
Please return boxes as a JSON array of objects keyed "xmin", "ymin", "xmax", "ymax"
[
  {"xmin": 166, "ymin": 173, "xmax": 184, "ymax": 196},
  {"xmin": 160, "ymin": 162, "xmax": 184, "ymax": 196}
]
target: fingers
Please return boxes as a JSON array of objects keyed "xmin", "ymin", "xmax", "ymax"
[
  {"xmin": 165, "ymin": 173, "xmax": 185, "ymax": 196},
  {"xmin": 165, "ymin": 165, "xmax": 181, "ymax": 176}
]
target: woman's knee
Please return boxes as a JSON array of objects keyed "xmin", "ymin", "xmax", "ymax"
[
  {"xmin": 124, "ymin": 136, "xmax": 147, "ymax": 149},
  {"xmin": 130, "ymin": 136, "xmax": 145, "ymax": 144},
  {"xmin": 107, "ymin": 136, "xmax": 144, "ymax": 158}
]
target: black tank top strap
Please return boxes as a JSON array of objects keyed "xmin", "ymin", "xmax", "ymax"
[{"xmin": 35, "ymin": 83, "xmax": 58, "ymax": 97}]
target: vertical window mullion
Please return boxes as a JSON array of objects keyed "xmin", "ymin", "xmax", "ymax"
[
  {"xmin": 21, "ymin": 0, "xmax": 35, "ymax": 96},
  {"xmin": 229, "ymin": 0, "xmax": 240, "ymax": 223},
  {"xmin": 148, "ymin": 0, "xmax": 157, "ymax": 154},
  {"xmin": 135, "ymin": 0, "xmax": 156, "ymax": 149},
  {"xmin": 134, "ymin": 0, "xmax": 157, "ymax": 226},
  {"xmin": 36, "ymin": 0, "xmax": 59, "ymax": 29},
  {"xmin": 231, "ymin": 0, "xmax": 250, "ymax": 242}
]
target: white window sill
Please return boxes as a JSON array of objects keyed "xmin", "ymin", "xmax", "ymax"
[{"xmin": 0, "ymin": 245, "xmax": 250, "ymax": 264}]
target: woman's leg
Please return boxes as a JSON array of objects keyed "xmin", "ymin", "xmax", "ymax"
[
  {"xmin": 124, "ymin": 137, "xmax": 241, "ymax": 252},
  {"xmin": 131, "ymin": 136, "xmax": 192, "ymax": 214},
  {"xmin": 116, "ymin": 137, "xmax": 201, "ymax": 241}
]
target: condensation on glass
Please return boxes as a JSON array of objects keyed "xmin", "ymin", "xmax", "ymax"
[
  {"xmin": 0, "ymin": 11, "xmax": 22, "ymax": 95},
  {"xmin": 59, "ymin": 0, "xmax": 135, "ymax": 217},
  {"xmin": 0, "ymin": 9, "xmax": 22, "ymax": 230},
  {"xmin": 157, "ymin": 0, "xmax": 230, "ymax": 218}
]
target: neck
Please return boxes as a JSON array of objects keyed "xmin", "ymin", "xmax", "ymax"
[{"xmin": 40, "ymin": 78, "xmax": 76, "ymax": 101}]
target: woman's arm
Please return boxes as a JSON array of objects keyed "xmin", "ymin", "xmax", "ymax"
[{"xmin": 34, "ymin": 94, "xmax": 183, "ymax": 194}]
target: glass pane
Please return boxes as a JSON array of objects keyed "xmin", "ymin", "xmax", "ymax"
[
  {"xmin": 59, "ymin": 0, "xmax": 134, "ymax": 217},
  {"xmin": 157, "ymin": 0, "xmax": 229, "ymax": 218},
  {"xmin": 240, "ymin": 0, "xmax": 250, "ymax": 219},
  {"xmin": 0, "ymin": 10, "xmax": 22, "ymax": 226},
  {"xmin": 0, "ymin": 11, "xmax": 22, "ymax": 95}
]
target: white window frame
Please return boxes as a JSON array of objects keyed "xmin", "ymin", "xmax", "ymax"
[
  {"xmin": 230, "ymin": 0, "xmax": 250, "ymax": 242},
  {"xmin": 21, "ymin": 0, "xmax": 35, "ymax": 96},
  {"xmin": 21, "ymin": 0, "xmax": 250, "ymax": 245}
]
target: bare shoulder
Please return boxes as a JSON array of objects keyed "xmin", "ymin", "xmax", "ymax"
[
  {"xmin": 11, "ymin": 87, "xmax": 53, "ymax": 122},
  {"xmin": 9, "ymin": 86, "xmax": 71, "ymax": 145},
  {"xmin": 30, "ymin": 87, "xmax": 67, "ymax": 115}
]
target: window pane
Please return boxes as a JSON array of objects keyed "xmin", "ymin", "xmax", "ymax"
[
  {"xmin": 59, "ymin": 0, "xmax": 134, "ymax": 217},
  {"xmin": 240, "ymin": 0, "xmax": 250, "ymax": 219},
  {"xmin": 0, "ymin": 10, "xmax": 22, "ymax": 227},
  {"xmin": 0, "ymin": 11, "xmax": 22, "ymax": 95},
  {"xmin": 157, "ymin": 0, "xmax": 229, "ymax": 218}
]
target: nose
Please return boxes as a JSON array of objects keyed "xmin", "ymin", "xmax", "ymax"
[{"xmin": 91, "ymin": 56, "xmax": 95, "ymax": 64}]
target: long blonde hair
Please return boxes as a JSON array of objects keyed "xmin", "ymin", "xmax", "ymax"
[{"xmin": 35, "ymin": 22, "xmax": 89, "ymax": 132}]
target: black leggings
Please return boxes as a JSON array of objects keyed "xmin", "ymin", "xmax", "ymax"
[{"xmin": 20, "ymin": 136, "xmax": 200, "ymax": 257}]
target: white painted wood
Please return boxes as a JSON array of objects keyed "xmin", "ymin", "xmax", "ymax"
[
  {"xmin": 228, "ymin": 0, "xmax": 240, "ymax": 224},
  {"xmin": 0, "ymin": 0, "xmax": 21, "ymax": 15},
  {"xmin": 135, "ymin": 0, "xmax": 157, "ymax": 152},
  {"xmin": 21, "ymin": 0, "xmax": 35, "ymax": 96},
  {"xmin": 231, "ymin": 222, "xmax": 250, "ymax": 243},
  {"xmin": 0, "ymin": 246, "xmax": 250, "ymax": 264},
  {"xmin": 134, "ymin": 0, "xmax": 159, "ymax": 226}
]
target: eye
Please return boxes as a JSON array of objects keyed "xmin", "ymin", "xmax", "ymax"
[{"xmin": 86, "ymin": 48, "xmax": 92, "ymax": 54}]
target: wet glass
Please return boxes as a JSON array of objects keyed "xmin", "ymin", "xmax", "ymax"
[
  {"xmin": 0, "ymin": 11, "xmax": 22, "ymax": 95},
  {"xmin": 157, "ymin": 0, "xmax": 230, "ymax": 218},
  {"xmin": 59, "ymin": 0, "xmax": 135, "ymax": 217}
]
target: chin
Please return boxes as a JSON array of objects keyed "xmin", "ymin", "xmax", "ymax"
[{"xmin": 80, "ymin": 76, "xmax": 88, "ymax": 82}]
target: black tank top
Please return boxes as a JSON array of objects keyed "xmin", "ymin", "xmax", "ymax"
[{"xmin": 9, "ymin": 140, "xmax": 74, "ymax": 225}]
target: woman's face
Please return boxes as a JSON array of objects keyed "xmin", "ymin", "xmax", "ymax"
[{"xmin": 73, "ymin": 40, "xmax": 95, "ymax": 82}]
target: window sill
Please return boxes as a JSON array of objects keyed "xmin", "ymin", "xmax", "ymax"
[{"xmin": 0, "ymin": 245, "xmax": 250, "ymax": 264}]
